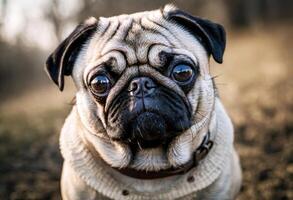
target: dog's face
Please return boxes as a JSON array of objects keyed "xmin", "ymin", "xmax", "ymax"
[{"xmin": 45, "ymin": 5, "xmax": 225, "ymax": 171}]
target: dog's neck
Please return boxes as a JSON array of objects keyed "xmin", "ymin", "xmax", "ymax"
[
  {"xmin": 81, "ymin": 126, "xmax": 213, "ymax": 180},
  {"xmin": 60, "ymin": 98, "xmax": 234, "ymax": 198}
]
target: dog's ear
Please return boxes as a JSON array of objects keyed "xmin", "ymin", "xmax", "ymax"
[
  {"xmin": 163, "ymin": 5, "xmax": 226, "ymax": 63},
  {"xmin": 45, "ymin": 17, "xmax": 98, "ymax": 91}
]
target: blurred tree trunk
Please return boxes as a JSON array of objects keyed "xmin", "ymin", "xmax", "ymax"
[
  {"xmin": 51, "ymin": 0, "xmax": 63, "ymax": 42},
  {"xmin": 45, "ymin": 0, "xmax": 63, "ymax": 42},
  {"xmin": 0, "ymin": 0, "xmax": 7, "ymax": 35}
]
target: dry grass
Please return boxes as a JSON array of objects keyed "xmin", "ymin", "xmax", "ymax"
[
  {"xmin": 212, "ymin": 27, "xmax": 293, "ymax": 200},
  {"xmin": 0, "ymin": 27, "xmax": 292, "ymax": 199}
]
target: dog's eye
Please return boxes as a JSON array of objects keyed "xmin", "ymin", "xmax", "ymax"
[
  {"xmin": 89, "ymin": 75, "xmax": 111, "ymax": 95},
  {"xmin": 171, "ymin": 64, "xmax": 194, "ymax": 83}
]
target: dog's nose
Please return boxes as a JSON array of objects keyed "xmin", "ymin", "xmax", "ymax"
[{"xmin": 128, "ymin": 77, "xmax": 156, "ymax": 97}]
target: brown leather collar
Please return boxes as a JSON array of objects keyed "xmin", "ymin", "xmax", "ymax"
[{"xmin": 84, "ymin": 132, "xmax": 213, "ymax": 180}]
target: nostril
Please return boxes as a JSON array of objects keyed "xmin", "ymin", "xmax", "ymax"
[
  {"xmin": 144, "ymin": 79, "xmax": 156, "ymax": 90},
  {"xmin": 129, "ymin": 81, "xmax": 139, "ymax": 92},
  {"xmin": 144, "ymin": 80, "xmax": 152, "ymax": 89}
]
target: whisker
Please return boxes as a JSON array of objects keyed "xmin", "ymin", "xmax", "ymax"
[{"xmin": 137, "ymin": 140, "xmax": 142, "ymax": 150}]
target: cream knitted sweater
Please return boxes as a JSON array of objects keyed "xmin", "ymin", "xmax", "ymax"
[{"xmin": 60, "ymin": 99, "xmax": 240, "ymax": 199}]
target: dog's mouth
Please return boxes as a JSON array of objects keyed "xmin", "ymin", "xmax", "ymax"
[
  {"xmin": 106, "ymin": 88, "xmax": 192, "ymax": 149},
  {"xmin": 126, "ymin": 111, "xmax": 175, "ymax": 149}
]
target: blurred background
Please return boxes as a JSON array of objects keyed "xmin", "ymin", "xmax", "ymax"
[{"xmin": 0, "ymin": 0, "xmax": 292, "ymax": 199}]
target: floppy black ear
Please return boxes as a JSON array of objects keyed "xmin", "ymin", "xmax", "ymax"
[
  {"xmin": 45, "ymin": 17, "xmax": 98, "ymax": 91},
  {"xmin": 164, "ymin": 8, "xmax": 226, "ymax": 63}
]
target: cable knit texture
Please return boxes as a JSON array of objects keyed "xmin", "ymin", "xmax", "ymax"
[{"xmin": 60, "ymin": 98, "xmax": 235, "ymax": 199}]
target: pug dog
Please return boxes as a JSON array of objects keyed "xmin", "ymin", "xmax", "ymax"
[{"xmin": 45, "ymin": 4, "xmax": 242, "ymax": 200}]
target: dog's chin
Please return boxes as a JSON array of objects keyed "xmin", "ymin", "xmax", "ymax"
[{"xmin": 129, "ymin": 112, "xmax": 168, "ymax": 149}]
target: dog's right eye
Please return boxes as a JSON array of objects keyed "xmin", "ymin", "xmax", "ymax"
[{"xmin": 89, "ymin": 75, "xmax": 111, "ymax": 96}]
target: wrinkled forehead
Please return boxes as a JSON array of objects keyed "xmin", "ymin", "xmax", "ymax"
[{"xmin": 84, "ymin": 8, "xmax": 209, "ymax": 74}]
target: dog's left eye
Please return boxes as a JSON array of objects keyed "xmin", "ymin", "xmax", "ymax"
[
  {"xmin": 171, "ymin": 64, "xmax": 194, "ymax": 83},
  {"xmin": 89, "ymin": 75, "xmax": 111, "ymax": 95}
]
